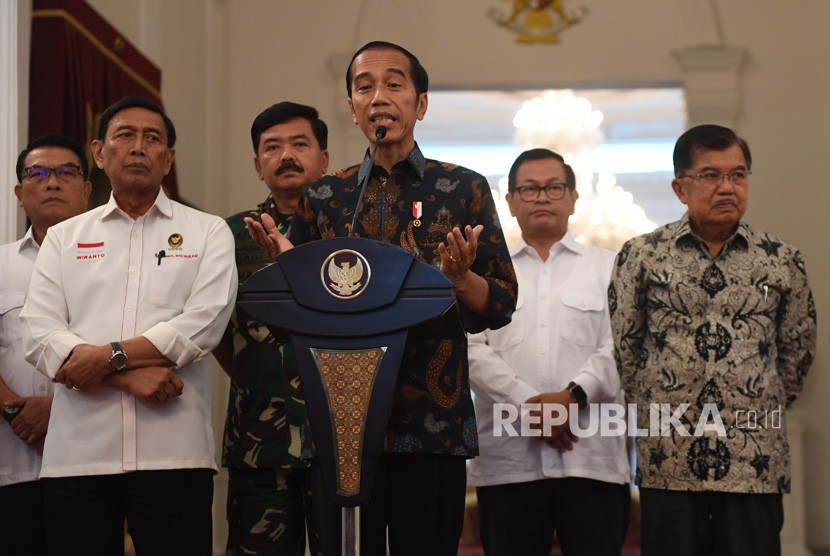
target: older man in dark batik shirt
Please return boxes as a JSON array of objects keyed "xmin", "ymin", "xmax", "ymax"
[
  {"xmin": 609, "ymin": 124, "xmax": 816, "ymax": 556},
  {"xmin": 247, "ymin": 41, "xmax": 517, "ymax": 556}
]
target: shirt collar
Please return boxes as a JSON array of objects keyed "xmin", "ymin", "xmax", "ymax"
[
  {"xmin": 672, "ymin": 212, "xmax": 750, "ymax": 250},
  {"xmin": 509, "ymin": 230, "xmax": 584, "ymax": 258},
  {"xmin": 100, "ymin": 188, "xmax": 173, "ymax": 220},
  {"xmin": 257, "ymin": 193, "xmax": 277, "ymax": 216},
  {"xmin": 18, "ymin": 226, "xmax": 39, "ymax": 254},
  {"xmin": 258, "ymin": 193, "xmax": 293, "ymax": 230},
  {"xmin": 357, "ymin": 142, "xmax": 426, "ymax": 184}
]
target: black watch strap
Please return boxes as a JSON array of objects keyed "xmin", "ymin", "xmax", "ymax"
[{"xmin": 566, "ymin": 381, "xmax": 588, "ymax": 409}]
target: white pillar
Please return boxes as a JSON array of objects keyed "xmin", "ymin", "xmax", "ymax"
[{"xmin": 1, "ymin": 0, "xmax": 31, "ymax": 244}]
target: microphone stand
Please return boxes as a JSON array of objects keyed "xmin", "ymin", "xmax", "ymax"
[
  {"xmin": 349, "ymin": 126, "xmax": 387, "ymax": 237},
  {"xmin": 343, "ymin": 125, "xmax": 385, "ymax": 555}
]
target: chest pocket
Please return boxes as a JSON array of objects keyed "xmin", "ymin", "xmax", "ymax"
[
  {"xmin": 148, "ymin": 257, "xmax": 199, "ymax": 309},
  {"xmin": 0, "ymin": 292, "xmax": 26, "ymax": 348},
  {"xmin": 560, "ymin": 291, "xmax": 604, "ymax": 347},
  {"xmin": 488, "ymin": 292, "xmax": 524, "ymax": 352},
  {"xmin": 747, "ymin": 267, "xmax": 789, "ymax": 315}
]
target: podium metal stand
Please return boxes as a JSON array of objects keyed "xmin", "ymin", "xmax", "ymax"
[{"xmin": 238, "ymin": 237, "xmax": 459, "ymax": 555}]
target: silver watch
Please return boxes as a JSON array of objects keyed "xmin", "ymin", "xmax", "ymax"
[{"xmin": 110, "ymin": 342, "xmax": 128, "ymax": 372}]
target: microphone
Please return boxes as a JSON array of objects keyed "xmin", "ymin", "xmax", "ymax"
[{"xmin": 349, "ymin": 126, "xmax": 387, "ymax": 237}]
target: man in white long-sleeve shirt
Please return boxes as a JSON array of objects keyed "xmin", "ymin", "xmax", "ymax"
[
  {"xmin": 1, "ymin": 133, "xmax": 91, "ymax": 555},
  {"xmin": 468, "ymin": 148, "xmax": 630, "ymax": 556},
  {"xmin": 21, "ymin": 96, "xmax": 237, "ymax": 555}
]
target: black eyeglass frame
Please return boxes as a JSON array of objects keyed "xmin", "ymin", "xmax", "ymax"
[
  {"xmin": 513, "ymin": 183, "xmax": 571, "ymax": 202},
  {"xmin": 22, "ymin": 164, "xmax": 84, "ymax": 182}
]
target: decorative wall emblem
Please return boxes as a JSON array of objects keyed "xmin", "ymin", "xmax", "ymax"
[
  {"xmin": 321, "ymin": 249, "xmax": 371, "ymax": 299},
  {"xmin": 488, "ymin": 0, "xmax": 589, "ymax": 43}
]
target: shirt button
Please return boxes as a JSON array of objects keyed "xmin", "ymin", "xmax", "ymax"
[
  {"xmin": 130, "ymin": 268, "xmax": 136, "ymax": 274},
  {"xmin": 127, "ymin": 306, "xmax": 134, "ymax": 312}
]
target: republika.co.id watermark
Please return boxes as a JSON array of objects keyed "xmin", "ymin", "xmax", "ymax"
[{"xmin": 493, "ymin": 403, "xmax": 784, "ymax": 438}]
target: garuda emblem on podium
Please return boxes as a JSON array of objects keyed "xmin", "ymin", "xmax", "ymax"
[{"xmin": 322, "ymin": 249, "xmax": 371, "ymax": 299}]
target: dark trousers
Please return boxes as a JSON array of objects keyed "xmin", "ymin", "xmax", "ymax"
[
  {"xmin": 312, "ymin": 453, "xmax": 468, "ymax": 556},
  {"xmin": 43, "ymin": 468, "xmax": 214, "ymax": 556},
  {"xmin": 476, "ymin": 477, "xmax": 631, "ymax": 556},
  {"xmin": 226, "ymin": 467, "xmax": 319, "ymax": 556},
  {"xmin": 639, "ymin": 488, "xmax": 784, "ymax": 556},
  {"xmin": 0, "ymin": 480, "xmax": 48, "ymax": 555}
]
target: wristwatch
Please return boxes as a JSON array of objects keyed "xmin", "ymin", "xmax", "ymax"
[
  {"xmin": 110, "ymin": 342, "xmax": 128, "ymax": 372},
  {"xmin": 2, "ymin": 405, "xmax": 22, "ymax": 423},
  {"xmin": 566, "ymin": 381, "xmax": 588, "ymax": 409}
]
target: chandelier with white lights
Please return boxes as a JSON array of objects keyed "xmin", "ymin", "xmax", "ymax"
[
  {"xmin": 509, "ymin": 90, "xmax": 656, "ymax": 251},
  {"xmin": 513, "ymin": 90, "xmax": 605, "ymax": 155}
]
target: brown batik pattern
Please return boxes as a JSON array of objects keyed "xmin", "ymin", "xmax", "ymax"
[{"xmin": 312, "ymin": 347, "xmax": 385, "ymax": 496}]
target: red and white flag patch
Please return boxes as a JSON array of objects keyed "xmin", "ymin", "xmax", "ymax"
[{"xmin": 76, "ymin": 241, "xmax": 105, "ymax": 260}]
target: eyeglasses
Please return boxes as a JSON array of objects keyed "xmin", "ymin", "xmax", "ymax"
[
  {"xmin": 514, "ymin": 183, "xmax": 570, "ymax": 202},
  {"xmin": 682, "ymin": 169, "xmax": 751, "ymax": 188},
  {"xmin": 22, "ymin": 164, "xmax": 83, "ymax": 183}
]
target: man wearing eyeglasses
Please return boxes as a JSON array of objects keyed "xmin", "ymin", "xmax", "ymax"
[
  {"xmin": 467, "ymin": 148, "xmax": 631, "ymax": 556},
  {"xmin": 20, "ymin": 96, "xmax": 237, "ymax": 555},
  {"xmin": 609, "ymin": 124, "xmax": 816, "ymax": 556},
  {"xmin": 0, "ymin": 133, "xmax": 91, "ymax": 555}
]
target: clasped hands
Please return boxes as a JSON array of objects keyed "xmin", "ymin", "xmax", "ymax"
[
  {"xmin": 55, "ymin": 344, "xmax": 183, "ymax": 406},
  {"xmin": 525, "ymin": 390, "xmax": 580, "ymax": 452},
  {"xmin": 3, "ymin": 396, "xmax": 51, "ymax": 454}
]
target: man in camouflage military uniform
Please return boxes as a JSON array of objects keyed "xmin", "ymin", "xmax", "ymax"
[{"xmin": 214, "ymin": 102, "xmax": 329, "ymax": 555}]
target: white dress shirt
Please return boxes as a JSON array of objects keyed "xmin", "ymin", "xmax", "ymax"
[
  {"xmin": 468, "ymin": 233, "xmax": 630, "ymax": 487},
  {"xmin": 21, "ymin": 190, "xmax": 237, "ymax": 478},
  {"xmin": 0, "ymin": 229, "xmax": 54, "ymax": 486}
]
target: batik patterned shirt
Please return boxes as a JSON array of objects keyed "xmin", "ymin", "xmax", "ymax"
[
  {"xmin": 288, "ymin": 144, "xmax": 517, "ymax": 457},
  {"xmin": 609, "ymin": 214, "xmax": 816, "ymax": 493},
  {"xmin": 222, "ymin": 195, "xmax": 306, "ymax": 469}
]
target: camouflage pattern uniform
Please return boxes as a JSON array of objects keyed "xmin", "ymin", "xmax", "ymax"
[{"xmin": 222, "ymin": 195, "xmax": 317, "ymax": 555}]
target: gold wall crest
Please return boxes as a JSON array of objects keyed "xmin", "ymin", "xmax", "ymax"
[
  {"xmin": 488, "ymin": 0, "xmax": 589, "ymax": 43},
  {"xmin": 321, "ymin": 249, "xmax": 371, "ymax": 299}
]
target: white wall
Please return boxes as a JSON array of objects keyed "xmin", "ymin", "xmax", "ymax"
[{"xmin": 34, "ymin": 0, "xmax": 830, "ymax": 550}]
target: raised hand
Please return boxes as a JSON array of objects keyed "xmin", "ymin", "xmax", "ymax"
[
  {"xmin": 437, "ymin": 224, "xmax": 483, "ymax": 282},
  {"xmin": 244, "ymin": 213, "xmax": 294, "ymax": 261}
]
